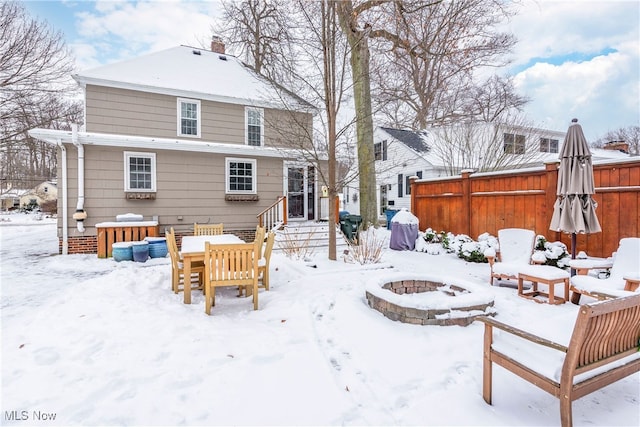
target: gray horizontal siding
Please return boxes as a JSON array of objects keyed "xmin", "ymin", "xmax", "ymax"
[
  {"xmin": 85, "ymin": 85, "xmax": 312, "ymax": 149},
  {"xmin": 60, "ymin": 145, "xmax": 286, "ymax": 238}
]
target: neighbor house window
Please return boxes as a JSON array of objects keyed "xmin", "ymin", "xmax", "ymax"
[
  {"xmin": 124, "ymin": 152, "xmax": 156, "ymax": 191},
  {"xmin": 246, "ymin": 107, "xmax": 264, "ymax": 146},
  {"xmin": 397, "ymin": 174, "xmax": 403, "ymax": 198},
  {"xmin": 177, "ymin": 98, "xmax": 201, "ymax": 137},
  {"xmin": 504, "ymin": 133, "xmax": 525, "ymax": 154},
  {"xmin": 404, "ymin": 172, "xmax": 422, "ymax": 196},
  {"xmin": 226, "ymin": 158, "xmax": 256, "ymax": 194},
  {"xmin": 374, "ymin": 140, "xmax": 388, "ymax": 161},
  {"xmin": 540, "ymin": 137, "xmax": 559, "ymax": 153}
]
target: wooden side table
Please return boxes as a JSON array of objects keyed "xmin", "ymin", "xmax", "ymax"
[
  {"xmin": 623, "ymin": 274, "xmax": 640, "ymax": 292},
  {"xmin": 518, "ymin": 265, "xmax": 571, "ymax": 305}
]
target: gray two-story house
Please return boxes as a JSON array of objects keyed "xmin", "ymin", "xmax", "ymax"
[{"xmin": 30, "ymin": 42, "xmax": 320, "ymax": 254}]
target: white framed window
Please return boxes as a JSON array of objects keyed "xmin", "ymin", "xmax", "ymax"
[
  {"xmin": 177, "ymin": 98, "xmax": 201, "ymax": 137},
  {"xmin": 226, "ymin": 158, "xmax": 257, "ymax": 194},
  {"xmin": 374, "ymin": 140, "xmax": 388, "ymax": 160},
  {"xmin": 124, "ymin": 151, "xmax": 156, "ymax": 192},
  {"xmin": 504, "ymin": 133, "xmax": 525, "ymax": 154},
  {"xmin": 540, "ymin": 137, "xmax": 559, "ymax": 153},
  {"xmin": 245, "ymin": 107, "xmax": 264, "ymax": 146}
]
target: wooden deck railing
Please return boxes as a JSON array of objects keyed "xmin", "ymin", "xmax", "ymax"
[{"xmin": 257, "ymin": 196, "xmax": 287, "ymax": 233}]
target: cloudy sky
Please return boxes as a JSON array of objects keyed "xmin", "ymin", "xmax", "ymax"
[{"xmin": 23, "ymin": 0, "xmax": 640, "ymax": 141}]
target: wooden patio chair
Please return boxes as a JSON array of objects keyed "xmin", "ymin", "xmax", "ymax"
[
  {"xmin": 203, "ymin": 242, "xmax": 259, "ymax": 315},
  {"xmin": 485, "ymin": 228, "xmax": 536, "ymax": 285},
  {"xmin": 255, "ymin": 225, "xmax": 266, "ymax": 259},
  {"xmin": 166, "ymin": 228, "xmax": 205, "ymax": 294},
  {"xmin": 258, "ymin": 231, "xmax": 276, "ymax": 291},
  {"xmin": 194, "ymin": 223, "xmax": 224, "ymax": 236},
  {"xmin": 569, "ymin": 237, "xmax": 640, "ymax": 304},
  {"xmin": 238, "ymin": 226, "xmax": 267, "ymax": 297},
  {"xmin": 477, "ymin": 293, "xmax": 640, "ymax": 427}
]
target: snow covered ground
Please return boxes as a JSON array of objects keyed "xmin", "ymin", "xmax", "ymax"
[{"xmin": 1, "ymin": 212, "xmax": 638, "ymax": 426}]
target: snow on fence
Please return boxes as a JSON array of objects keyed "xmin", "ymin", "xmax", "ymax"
[{"xmin": 410, "ymin": 159, "xmax": 640, "ymax": 258}]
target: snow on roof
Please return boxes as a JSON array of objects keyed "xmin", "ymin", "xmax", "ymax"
[{"xmin": 74, "ymin": 46, "xmax": 314, "ymax": 112}]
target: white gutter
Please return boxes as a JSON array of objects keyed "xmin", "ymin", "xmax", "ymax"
[
  {"xmin": 27, "ymin": 128, "xmax": 322, "ymax": 160},
  {"xmin": 58, "ymin": 139, "xmax": 69, "ymax": 254},
  {"xmin": 70, "ymin": 124, "xmax": 87, "ymax": 232}
]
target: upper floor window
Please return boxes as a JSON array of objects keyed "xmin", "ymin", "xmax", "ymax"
[
  {"xmin": 504, "ymin": 133, "xmax": 525, "ymax": 154},
  {"xmin": 124, "ymin": 151, "xmax": 156, "ymax": 192},
  {"xmin": 246, "ymin": 107, "xmax": 264, "ymax": 146},
  {"xmin": 540, "ymin": 137, "xmax": 559, "ymax": 153},
  {"xmin": 374, "ymin": 140, "xmax": 388, "ymax": 161},
  {"xmin": 226, "ymin": 158, "xmax": 256, "ymax": 194},
  {"xmin": 177, "ymin": 98, "xmax": 201, "ymax": 138}
]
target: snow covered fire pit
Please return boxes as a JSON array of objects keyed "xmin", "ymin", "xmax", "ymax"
[{"xmin": 365, "ymin": 273, "xmax": 495, "ymax": 326}]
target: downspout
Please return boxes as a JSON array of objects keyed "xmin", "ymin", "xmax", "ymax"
[
  {"xmin": 58, "ymin": 138, "xmax": 69, "ymax": 254},
  {"xmin": 70, "ymin": 124, "xmax": 87, "ymax": 232}
]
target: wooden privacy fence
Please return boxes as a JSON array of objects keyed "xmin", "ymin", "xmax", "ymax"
[{"xmin": 410, "ymin": 159, "xmax": 640, "ymax": 258}]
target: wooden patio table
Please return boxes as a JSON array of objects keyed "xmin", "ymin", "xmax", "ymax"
[{"xmin": 181, "ymin": 234, "xmax": 244, "ymax": 304}]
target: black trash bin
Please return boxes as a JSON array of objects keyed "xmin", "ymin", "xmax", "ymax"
[{"xmin": 341, "ymin": 214, "xmax": 362, "ymax": 242}]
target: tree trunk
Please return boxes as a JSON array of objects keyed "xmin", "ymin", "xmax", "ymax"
[{"xmin": 336, "ymin": 1, "xmax": 379, "ymax": 228}]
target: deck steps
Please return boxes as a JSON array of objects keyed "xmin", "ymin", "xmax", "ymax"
[{"xmin": 272, "ymin": 221, "xmax": 350, "ymax": 252}]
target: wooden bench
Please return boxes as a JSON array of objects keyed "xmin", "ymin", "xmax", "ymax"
[{"xmin": 478, "ymin": 293, "xmax": 640, "ymax": 427}]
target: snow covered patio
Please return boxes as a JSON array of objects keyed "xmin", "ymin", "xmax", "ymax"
[{"xmin": 1, "ymin": 214, "xmax": 638, "ymax": 426}]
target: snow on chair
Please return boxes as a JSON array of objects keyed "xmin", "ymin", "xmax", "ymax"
[
  {"xmin": 569, "ymin": 237, "xmax": 640, "ymax": 304},
  {"xmin": 485, "ymin": 228, "xmax": 536, "ymax": 286}
]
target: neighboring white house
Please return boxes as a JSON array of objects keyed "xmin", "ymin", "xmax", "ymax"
[
  {"xmin": 19, "ymin": 181, "xmax": 58, "ymax": 210},
  {"xmin": 0, "ymin": 187, "xmax": 27, "ymax": 211},
  {"xmin": 342, "ymin": 123, "xmax": 632, "ymax": 222}
]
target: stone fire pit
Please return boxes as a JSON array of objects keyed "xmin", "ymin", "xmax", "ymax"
[{"xmin": 365, "ymin": 273, "xmax": 495, "ymax": 326}]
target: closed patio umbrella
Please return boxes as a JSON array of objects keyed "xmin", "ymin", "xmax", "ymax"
[{"xmin": 550, "ymin": 118, "xmax": 601, "ymax": 263}]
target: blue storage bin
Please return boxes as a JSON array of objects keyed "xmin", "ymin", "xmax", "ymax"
[
  {"xmin": 131, "ymin": 241, "xmax": 149, "ymax": 262},
  {"xmin": 145, "ymin": 237, "xmax": 168, "ymax": 258},
  {"xmin": 112, "ymin": 242, "xmax": 133, "ymax": 262}
]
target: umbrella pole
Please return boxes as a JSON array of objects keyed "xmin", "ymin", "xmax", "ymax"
[{"xmin": 571, "ymin": 233, "xmax": 577, "ymax": 276}]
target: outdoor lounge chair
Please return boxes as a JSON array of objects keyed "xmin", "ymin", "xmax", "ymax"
[
  {"xmin": 569, "ymin": 237, "xmax": 640, "ymax": 304},
  {"xmin": 477, "ymin": 293, "xmax": 640, "ymax": 427},
  {"xmin": 194, "ymin": 223, "xmax": 224, "ymax": 236},
  {"xmin": 167, "ymin": 228, "xmax": 205, "ymax": 294},
  {"xmin": 485, "ymin": 228, "xmax": 536, "ymax": 285}
]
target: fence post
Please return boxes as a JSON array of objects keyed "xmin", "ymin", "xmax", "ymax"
[
  {"xmin": 461, "ymin": 169, "xmax": 473, "ymax": 237},
  {"xmin": 545, "ymin": 161, "xmax": 560, "ymax": 241}
]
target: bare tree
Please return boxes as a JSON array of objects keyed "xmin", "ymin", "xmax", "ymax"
[
  {"xmin": 429, "ymin": 113, "xmax": 559, "ymax": 175},
  {"xmin": 213, "ymin": 0, "xmax": 295, "ymax": 85},
  {"xmin": 370, "ymin": 0, "xmax": 519, "ymax": 129},
  {"xmin": 335, "ymin": 0, "xmax": 381, "ymax": 228},
  {"xmin": 0, "ymin": 1, "xmax": 80, "ymax": 191},
  {"xmin": 592, "ymin": 126, "xmax": 640, "ymax": 155}
]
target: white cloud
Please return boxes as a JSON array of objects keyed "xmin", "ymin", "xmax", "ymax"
[
  {"xmin": 504, "ymin": 0, "xmax": 640, "ymax": 139},
  {"xmin": 72, "ymin": 0, "xmax": 221, "ymax": 65}
]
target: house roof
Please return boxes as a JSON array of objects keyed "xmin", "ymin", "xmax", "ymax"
[
  {"xmin": 379, "ymin": 127, "xmax": 430, "ymax": 153},
  {"xmin": 73, "ymin": 45, "xmax": 314, "ymax": 112}
]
